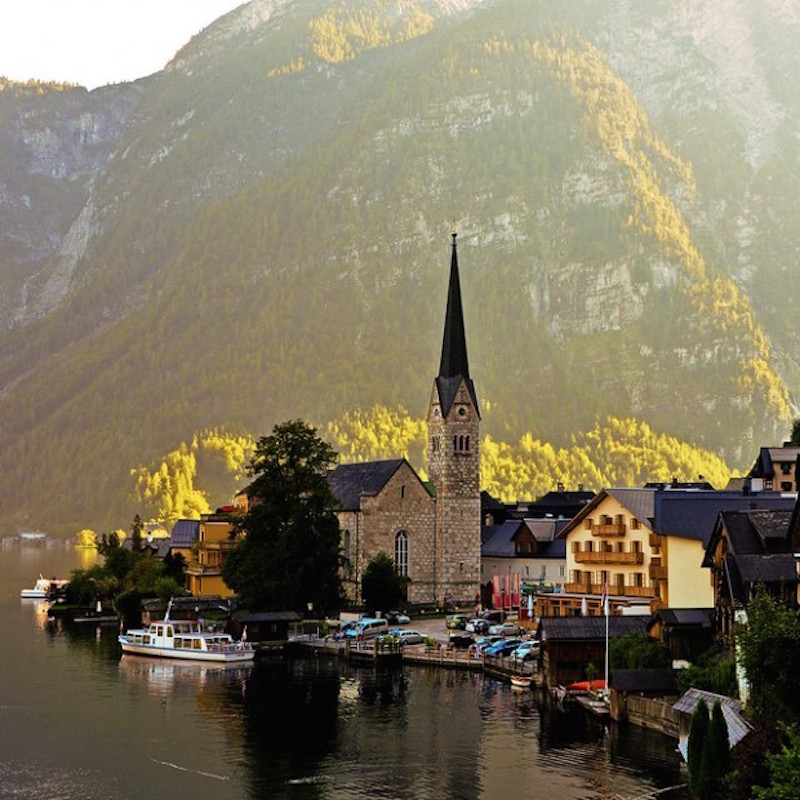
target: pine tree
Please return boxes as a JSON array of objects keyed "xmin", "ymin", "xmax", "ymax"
[
  {"xmin": 706, "ymin": 700, "xmax": 731, "ymax": 796},
  {"xmin": 688, "ymin": 700, "xmax": 709, "ymax": 797}
]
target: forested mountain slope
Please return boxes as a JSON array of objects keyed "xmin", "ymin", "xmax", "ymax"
[{"xmin": 0, "ymin": 0, "xmax": 798, "ymax": 535}]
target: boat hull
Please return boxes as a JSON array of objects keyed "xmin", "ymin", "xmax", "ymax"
[{"xmin": 119, "ymin": 640, "xmax": 254, "ymax": 663}]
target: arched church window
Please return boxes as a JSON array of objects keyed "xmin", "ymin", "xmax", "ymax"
[
  {"xmin": 453, "ymin": 435, "xmax": 458, "ymax": 452},
  {"xmin": 395, "ymin": 530, "xmax": 408, "ymax": 577},
  {"xmin": 465, "ymin": 435, "xmax": 470, "ymax": 451}
]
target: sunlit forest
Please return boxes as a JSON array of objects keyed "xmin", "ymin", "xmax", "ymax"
[{"xmin": 124, "ymin": 405, "xmax": 732, "ymax": 528}]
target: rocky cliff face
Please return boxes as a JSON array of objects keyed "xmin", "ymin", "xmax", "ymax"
[{"xmin": 0, "ymin": 82, "xmax": 142, "ymax": 328}]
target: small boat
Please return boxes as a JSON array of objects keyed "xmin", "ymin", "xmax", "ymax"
[
  {"xmin": 20, "ymin": 574, "xmax": 68, "ymax": 599},
  {"xmin": 119, "ymin": 601, "xmax": 254, "ymax": 663},
  {"xmin": 565, "ymin": 679, "xmax": 606, "ymax": 695},
  {"xmin": 510, "ymin": 674, "xmax": 533, "ymax": 689}
]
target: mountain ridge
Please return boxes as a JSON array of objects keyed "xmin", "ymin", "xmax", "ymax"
[{"xmin": 0, "ymin": 0, "xmax": 797, "ymax": 535}]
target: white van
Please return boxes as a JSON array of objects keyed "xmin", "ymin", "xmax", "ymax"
[{"xmin": 346, "ymin": 617, "xmax": 389, "ymax": 640}]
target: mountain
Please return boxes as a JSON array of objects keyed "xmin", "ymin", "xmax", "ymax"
[{"xmin": 0, "ymin": 0, "xmax": 798, "ymax": 536}]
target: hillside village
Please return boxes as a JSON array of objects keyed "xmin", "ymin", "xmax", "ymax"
[{"xmin": 132, "ymin": 235, "xmax": 800, "ymax": 698}]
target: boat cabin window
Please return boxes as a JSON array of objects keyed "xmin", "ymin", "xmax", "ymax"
[{"xmin": 166, "ymin": 625, "xmax": 174, "ymax": 637}]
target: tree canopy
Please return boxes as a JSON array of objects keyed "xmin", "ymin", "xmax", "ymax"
[
  {"xmin": 222, "ymin": 420, "xmax": 344, "ymax": 614},
  {"xmin": 361, "ymin": 552, "xmax": 408, "ymax": 616}
]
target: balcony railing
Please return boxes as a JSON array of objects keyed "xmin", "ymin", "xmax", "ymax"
[
  {"xmin": 590, "ymin": 521, "xmax": 626, "ymax": 537},
  {"xmin": 574, "ymin": 551, "xmax": 644, "ymax": 565},
  {"xmin": 649, "ymin": 564, "xmax": 668, "ymax": 580},
  {"xmin": 649, "ymin": 533, "xmax": 663, "ymax": 548},
  {"xmin": 564, "ymin": 582, "xmax": 657, "ymax": 598}
]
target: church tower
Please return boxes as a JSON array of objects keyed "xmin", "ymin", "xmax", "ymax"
[{"xmin": 427, "ymin": 231, "xmax": 481, "ymax": 607}]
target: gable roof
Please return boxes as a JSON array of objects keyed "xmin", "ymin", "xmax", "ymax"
[
  {"xmin": 557, "ymin": 489, "xmax": 655, "ymax": 538},
  {"xmin": 673, "ymin": 689, "xmax": 752, "ymax": 749},
  {"xmin": 748, "ymin": 446, "xmax": 800, "ymax": 478},
  {"xmin": 328, "ymin": 459, "xmax": 423, "ymax": 511}
]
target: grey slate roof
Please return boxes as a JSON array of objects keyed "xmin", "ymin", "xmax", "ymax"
[
  {"xmin": 481, "ymin": 519, "xmax": 568, "ymax": 559},
  {"xmin": 605, "ymin": 489, "xmax": 655, "ymax": 530},
  {"xmin": 327, "ymin": 459, "xmax": 408, "ymax": 511},
  {"xmin": 673, "ymin": 689, "xmax": 752, "ymax": 748},
  {"xmin": 171, "ymin": 519, "xmax": 200, "ymax": 547},
  {"xmin": 537, "ymin": 615, "xmax": 648, "ymax": 642},
  {"xmin": 650, "ymin": 608, "xmax": 713, "ymax": 629},
  {"xmin": 731, "ymin": 553, "xmax": 798, "ymax": 584},
  {"xmin": 655, "ymin": 492, "xmax": 797, "ymax": 547},
  {"xmin": 610, "ymin": 669, "xmax": 677, "ymax": 694}
]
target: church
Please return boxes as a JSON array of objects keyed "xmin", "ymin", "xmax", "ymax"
[{"xmin": 328, "ymin": 232, "xmax": 482, "ymax": 607}]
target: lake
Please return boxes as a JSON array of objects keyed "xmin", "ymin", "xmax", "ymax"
[{"xmin": 0, "ymin": 544, "xmax": 689, "ymax": 799}]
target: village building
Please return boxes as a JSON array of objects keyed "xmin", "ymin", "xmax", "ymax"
[
  {"xmin": 540, "ymin": 487, "xmax": 797, "ymax": 619},
  {"xmin": 702, "ymin": 503, "xmax": 800, "ymax": 641},
  {"xmin": 744, "ymin": 445, "xmax": 800, "ymax": 492},
  {"xmin": 327, "ymin": 458, "xmax": 436, "ymax": 605},
  {"xmin": 481, "ymin": 517, "xmax": 568, "ymax": 613}
]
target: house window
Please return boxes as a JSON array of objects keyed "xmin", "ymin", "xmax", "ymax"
[
  {"xmin": 559, "ymin": 566, "xmax": 565, "ymax": 577},
  {"xmin": 401, "ymin": 485, "xmax": 406, "ymax": 499},
  {"xmin": 781, "ymin": 463, "xmax": 792, "ymax": 474},
  {"xmin": 571, "ymin": 541, "xmax": 579, "ymax": 553},
  {"xmin": 631, "ymin": 518, "xmax": 640, "ymax": 530},
  {"xmin": 584, "ymin": 518, "xmax": 593, "ymax": 529},
  {"xmin": 631, "ymin": 541, "xmax": 641, "ymax": 553},
  {"xmin": 395, "ymin": 531, "xmax": 408, "ymax": 577},
  {"xmin": 781, "ymin": 482, "xmax": 793, "ymax": 492}
]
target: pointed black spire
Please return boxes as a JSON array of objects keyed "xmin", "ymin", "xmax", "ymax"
[
  {"xmin": 439, "ymin": 231, "xmax": 470, "ymax": 379},
  {"xmin": 435, "ymin": 231, "xmax": 480, "ymax": 419}
]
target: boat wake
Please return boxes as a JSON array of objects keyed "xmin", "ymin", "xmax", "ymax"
[{"xmin": 151, "ymin": 758, "xmax": 230, "ymax": 781}]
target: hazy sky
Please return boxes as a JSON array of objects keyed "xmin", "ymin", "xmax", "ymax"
[{"xmin": 0, "ymin": 1, "xmax": 245, "ymax": 90}]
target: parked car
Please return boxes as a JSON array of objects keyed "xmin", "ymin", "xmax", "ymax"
[
  {"xmin": 445, "ymin": 614, "xmax": 470, "ymax": 630},
  {"xmin": 484, "ymin": 638, "xmax": 522, "ymax": 657},
  {"xmin": 390, "ymin": 629, "xmax": 425, "ymax": 645},
  {"xmin": 465, "ymin": 618, "xmax": 490, "ymax": 634},
  {"xmin": 488, "ymin": 622, "xmax": 521, "ymax": 637},
  {"xmin": 448, "ymin": 631, "xmax": 474, "ymax": 649},
  {"xmin": 387, "ymin": 611, "xmax": 411, "ymax": 625},
  {"xmin": 509, "ymin": 641, "xmax": 540, "ymax": 663},
  {"xmin": 468, "ymin": 636, "xmax": 502, "ymax": 657}
]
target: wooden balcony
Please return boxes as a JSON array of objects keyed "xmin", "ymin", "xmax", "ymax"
[
  {"xmin": 649, "ymin": 564, "xmax": 668, "ymax": 580},
  {"xmin": 574, "ymin": 551, "xmax": 644, "ymax": 565},
  {"xmin": 590, "ymin": 521, "xmax": 626, "ymax": 537},
  {"xmin": 564, "ymin": 582, "xmax": 657, "ymax": 598},
  {"xmin": 649, "ymin": 532, "xmax": 663, "ymax": 547}
]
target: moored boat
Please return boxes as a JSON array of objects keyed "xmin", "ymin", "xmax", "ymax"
[
  {"xmin": 118, "ymin": 607, "xmax": 254, "ymax": 663},
  {"xmin": 510, "ymin": 674, "xmax": 533, "ymax": 689},
  {"xmin": 20, "ymin": 574, "xmax": 68, "ymax": 599}
]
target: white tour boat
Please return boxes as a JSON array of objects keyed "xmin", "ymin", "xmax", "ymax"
[
  {"xmin": 118, "ymin": 605, "xmax": 254, "ymax": 663},
  {"xmin": 20, "ymin": 574, "xmax": 68, "ymax": 599}
]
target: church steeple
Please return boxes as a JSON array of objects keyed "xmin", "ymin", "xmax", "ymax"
[
  {"xmin": 439, "ymin": 231, "xmax": 470, "ymax": 380},
  {"xmin": 436, "ymin": 231, "xmax": 479, "ymax": 419},
  {"xmin": 426, "ymin": 229, "xmax": 482, "ymax": 609}
]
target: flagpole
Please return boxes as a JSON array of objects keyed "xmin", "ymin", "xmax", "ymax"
[{"xmin": 603, "ymin": 585, "xmax": 609, "ymax": 697}]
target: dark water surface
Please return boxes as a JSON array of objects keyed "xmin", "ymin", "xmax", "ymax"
[{"xmin": 0, "ymin": 546, "xmax": 689, "ymax": 799}]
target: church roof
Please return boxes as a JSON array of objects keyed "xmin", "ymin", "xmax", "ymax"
[
  {"xmin": 327, "ymin": 459, "xmax": 415, "ymax": 511},
  {"xmin": 436, "ymin": 232, "xmax": 479, "ymax": 417}
]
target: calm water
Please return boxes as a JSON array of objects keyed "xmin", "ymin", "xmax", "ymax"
[{"xmin": 0, "ymin": 546, "xmax": 689, "ymax": 799}]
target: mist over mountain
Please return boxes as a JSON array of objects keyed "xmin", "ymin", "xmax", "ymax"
[{"xmin": 1, "ymin": 0, "xmax": 798, "ymax": 536}]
